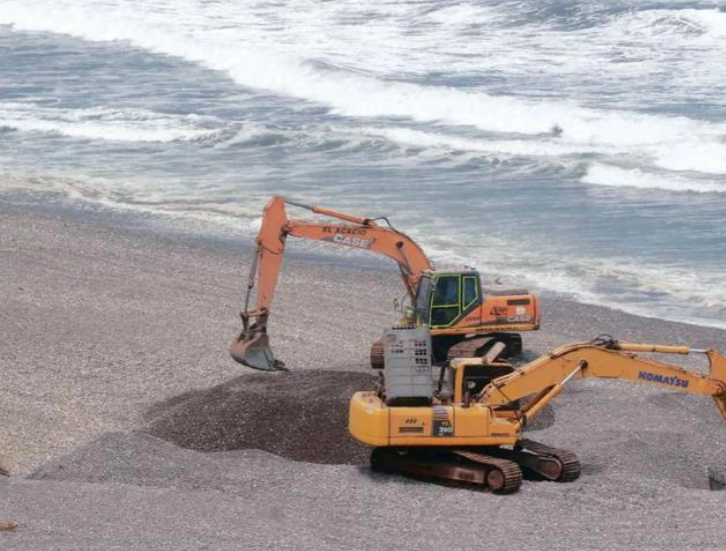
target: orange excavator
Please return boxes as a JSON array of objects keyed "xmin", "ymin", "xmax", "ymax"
[{"xmin": 230, "ymin": 196, "xmax": 540, "ymax": 371}]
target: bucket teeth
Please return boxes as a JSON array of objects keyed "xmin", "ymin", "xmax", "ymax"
[{"xmin": 230, "ymin": 333, "xmax": 285, "ymax": 371}]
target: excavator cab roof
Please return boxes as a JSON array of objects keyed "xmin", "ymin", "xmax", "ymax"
[{"xmin": 421, "ymin": 269, "xmax": 479, "ymax": 276}]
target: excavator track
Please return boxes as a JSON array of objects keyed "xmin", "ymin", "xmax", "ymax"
[
  {"xmin": 370, "ymin": 448, "xmax": 523, "ymax": 494},
  {"xmin": 515, "ymin": 439, "xmax": 582, "ymax": 482},
  {"xmin": 452, "ymin": 450, "xmax": 523, "ymax": 494},
  {"xmin": 446, "ymin": 337, "xmax": 492, "ymax": 360}
]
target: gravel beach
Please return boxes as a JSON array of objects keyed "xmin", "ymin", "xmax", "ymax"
[{"xmin": 2, "ymin": 202, "xmax": 725, "ymax": 550}]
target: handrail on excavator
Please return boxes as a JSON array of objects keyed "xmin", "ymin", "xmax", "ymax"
[{"xmin": 285, "ymin": 199, "xmax": 380, "ymax": 226}]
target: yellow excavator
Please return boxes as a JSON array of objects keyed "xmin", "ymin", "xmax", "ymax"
[
  {"xmin": 230, "ymin": 196, "xmax": 540, "ymax": 371},
  {"xmin": 349, "ymin": 335, "xmax": 726, "ymax": 493}
]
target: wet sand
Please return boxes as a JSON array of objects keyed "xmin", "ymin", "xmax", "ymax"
[{"xmin": 1, "ymin": 202, "xmax": 725, "ymax": 550}]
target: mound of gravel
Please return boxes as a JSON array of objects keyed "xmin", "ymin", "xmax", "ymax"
[{"xmin": 142, "ymin": 370, "xmax": 377, "ymax": 465}]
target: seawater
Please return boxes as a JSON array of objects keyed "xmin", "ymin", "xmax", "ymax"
[{"xmin": 1, "ymin": 0, "xmax": 725, "ymax": 328}]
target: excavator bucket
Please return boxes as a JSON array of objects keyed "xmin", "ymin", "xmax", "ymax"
[{"xmin": 230, "ymin": 332, "xmax": 284, "ymax": 371}]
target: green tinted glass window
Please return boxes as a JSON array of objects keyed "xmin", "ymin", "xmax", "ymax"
[
  {"xmin": 463, "ymin": 276, "xmax": 478, "ymax": 308},
  {"xmin": 415, "ymin": 277, "xmax": 433, "ymax": 318},
  {"xmin": 431, "ymin": 275, "xmax": 461, "ymax": 327},
  {"xmin": 431, "ymin": 307, "xmax": 459, "ymax": 326},
  {"xmin": 432, "ymin": 275, "xmax": 460, "ymax": 305}
]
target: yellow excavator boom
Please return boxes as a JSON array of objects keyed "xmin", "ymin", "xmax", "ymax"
[
  {"xmin": 352, "ymin": 337, "xmax": 726, "ymax": 448},
  {"xmin": 476, "ymin": 339, "xmax": 726, "ymax": 427}
]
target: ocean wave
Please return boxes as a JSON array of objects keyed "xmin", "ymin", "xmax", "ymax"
[
  {"xmin": 362, "ymin": 127, "xmax": 726, "ymax": 179},
  {"xmin": 0, "ymin": 102, "xmax": 224, "ymax": 143},
  {"xmin": 654, "ymin": 141, "xmax": 726, "ymax": 174},
  {"xmin": 3, "ymin": 1, "xmax": 726, "ymax": 176},
  {"xmin": 583, "ymin": 163, "xmax": 726, "ymax": 194},
  {"xmin": 604, "ymin": 8, "xmax": 726, "ymax": 40},
  {"xmin": 363, "ymin": 127, "xmax": 606, "ymax": 157},
  {"xmin": 212, "ymin": 124, "xmax": 397, "ymax": 154}
]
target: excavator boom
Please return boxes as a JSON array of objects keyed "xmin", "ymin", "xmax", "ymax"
[
  {"xmin": 478, "ymin": 338, "xmax": 726, "ymax": 426},
  {"xmin": 230, "ymin": 196, "xmax": 433, "ymax": 370}
]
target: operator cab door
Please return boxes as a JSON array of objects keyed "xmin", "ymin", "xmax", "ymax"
[
  {"xmin": 430, "ymin": 274, "xmax": 461, "ymax": 327},
  {"xmin": 418, "ymin": 273, "xmax": 482, "ymax": 329}
]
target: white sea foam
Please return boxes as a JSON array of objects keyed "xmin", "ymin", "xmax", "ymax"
[
  {"xmin": 471, "ymin": 248, "xmax": 726, "ymax": 330},
  {"xmin": 691, "ymin": 8, "xmax": 726, "ymax": 37},
  {"xmin": 654, "ymin": 142, "xmax": 726, "ymax": 175},
  {"xmin": 3, "ymin": 1, "xmax": 726, "ymax": 175},
  {"xmin": 611, "ymin": 8, "xmax": 726, "ymax": 39},
  {"xmin": 0, "ymin": 102, "xmax": 223, "ymax": 143},
  {"xmin": 583, "ymin": 163, "xmax": 726, "ymax": 194},
  {"xmin": 363, "ymin": 127, "xmax": 726, "ymax": 181},
  {"xmin": 363, "ymin": 127, "xmax": 614, "ymax": 157}
]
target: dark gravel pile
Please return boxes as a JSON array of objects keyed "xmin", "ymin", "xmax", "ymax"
[{"xmin": 142, "ymin": 370, "xmax": 377, "ymax": 465}]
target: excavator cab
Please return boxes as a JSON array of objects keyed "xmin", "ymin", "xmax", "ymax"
[{"xmin": 414, "ymin": 271, "xmax": 482, "ymax": 329}]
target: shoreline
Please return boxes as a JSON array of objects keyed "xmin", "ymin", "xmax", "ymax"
[{"xmin": 2, "ymin": 184, "xmax": 724, "ymax": 333}]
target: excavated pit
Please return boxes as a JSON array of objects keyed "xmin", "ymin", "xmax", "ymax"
[
  {"xmin": 142, "ymin": 370, "xmax": 377, "ymax": 465},
  {"xmin": 142, "ymin": 368, "xmax": 557, "ymax": 467}
]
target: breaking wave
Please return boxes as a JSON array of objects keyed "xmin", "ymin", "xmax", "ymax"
[
  {"xmin": 583, "ymin": 163, "xmax": 726, "ymax": 194},
  {"xmin": 3, "ymin": 1, "xmax": 726, "ymax": 175},
  {"xmin": 0, "ymin": 102, "xmax": 224, "ymax": 143}
]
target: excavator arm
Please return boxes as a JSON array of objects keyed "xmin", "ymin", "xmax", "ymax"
[
  {"xmin": 476, "ymin": 337, "xmax": 726, "ymax": 427},
  {"xmin": 231, "ymin": 196, "xmax": 434, "ymax": 370}
]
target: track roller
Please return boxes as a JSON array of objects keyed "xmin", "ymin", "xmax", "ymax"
[
  {"xmin": 513, "ymin": 439, "xmax": 581, "ymax": 482},
  {"xmin": 370, "ymin": 448, "xmax": 522, "ymax": 494}
]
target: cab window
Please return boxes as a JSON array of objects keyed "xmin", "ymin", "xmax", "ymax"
[
  {"xmin": 463, "ymin": 276, "xmax": 478, "ymax": 309},
  {"xmin": 414, "ymin": 276, "xmax": 433, "ymax": 321},
  {"xmin": 431, "ymin": 275, "xmax": 460, "ymax": 327}
]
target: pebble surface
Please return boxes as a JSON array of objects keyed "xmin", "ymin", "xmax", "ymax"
[{"xmin": 2, "ymin": 203, "xmax": 726, "ymax": 550}]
